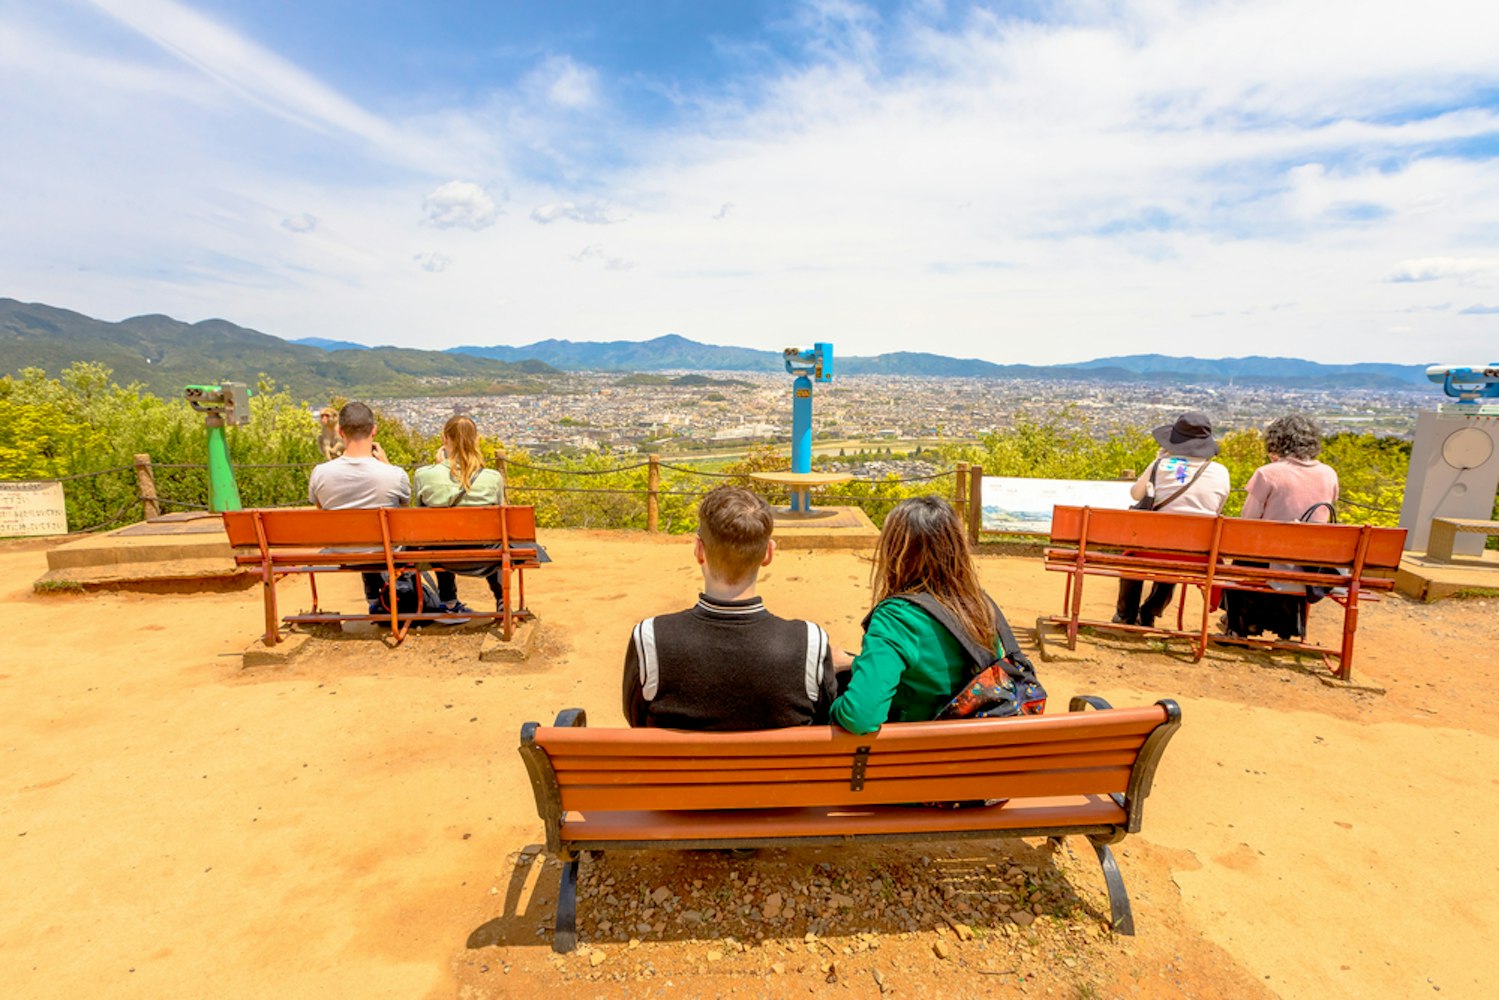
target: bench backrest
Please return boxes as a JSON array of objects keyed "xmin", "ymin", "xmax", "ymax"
[
  {"xmin": 1215, "ymin": 517, "xmax": 1404, "ymax": 570},
  {"xmin": 222, "ymin": 505, "xmax": 537, "ymax": 549},
  {"xmin": 1048, "ymin": 505, "xmax": 1405, "ymax": 574},
  {"xmin": 1048, "ymin": 506, "xmax": 1217, "ymax": 554},
  {"xmin": 522, "ymin": 703, "xmax": 1178, "ymax": 817}
]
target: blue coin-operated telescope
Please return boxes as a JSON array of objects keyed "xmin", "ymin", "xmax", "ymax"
[
  {"xmin": 783, "ymin": 344, "xmax": 833, "ymax": 510},
  {"xmin": 1426, "ymin": 364, "xmax": 1499, "ymax": 405}
]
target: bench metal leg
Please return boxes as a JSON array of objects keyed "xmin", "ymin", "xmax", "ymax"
[
  {"xmin": 1091, "ymin": 841, "xmax": 1134, "ymax": 935},
  {"xmin": 552, "ymin": 856, "xmax": 580, "ymax": 953}
]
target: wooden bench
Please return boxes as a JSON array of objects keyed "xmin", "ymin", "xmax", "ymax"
[
  {"xmin": 221, "ymin": 505, "xmax": 547, "ymax": 645},
  {"xmin": 518, "ymin": 697, "xmax": 1181, "ymax": 952},
  {"xmin": 1426, "ymin": 516, "xmax": 1499, "ymax": 562},
  {"xmin": 1038, "ymin": 505, "xmax": 1406, "ymax": 681}
]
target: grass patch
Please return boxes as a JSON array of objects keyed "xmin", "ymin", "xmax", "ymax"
[{"xmin": 33, "ymin": 579, "xmax": 85, "ymax": 594}]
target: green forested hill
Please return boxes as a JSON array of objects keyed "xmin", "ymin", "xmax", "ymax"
[{"xmin": 0, "ymin": 299, "xmax": 555, "ymax": 400}]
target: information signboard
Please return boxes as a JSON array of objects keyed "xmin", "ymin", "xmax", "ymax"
[
  {"xmin": 980, "ymin": 476, "xmax": 1134, "ymax": 535},
  {"xmin": 0, "ymin": 481, "xmax": 69, "ymax": 537}
]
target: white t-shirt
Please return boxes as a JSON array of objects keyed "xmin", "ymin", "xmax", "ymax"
[
  {"xmin": 308, "ymin": 456, "xmax": 410, "ymax": 510},
  {"xmin": 1137, "ymin": 456, "xmax": 1230, "ymax": 516}
]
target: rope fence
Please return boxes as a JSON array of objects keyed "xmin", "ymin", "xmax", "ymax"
[{"xmin": 14, "ymin": 449, "xmax": 1420, "ymax": 540}]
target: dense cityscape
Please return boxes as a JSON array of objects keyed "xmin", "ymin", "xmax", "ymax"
[{"xmin": 373, "ymin": 373, "xmax": 1432, "ymax": 458}]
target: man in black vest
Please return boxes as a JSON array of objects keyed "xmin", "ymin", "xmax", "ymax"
[{"xmin": 622, "ymin": 486, "xmax": 837, "ymax": 730}]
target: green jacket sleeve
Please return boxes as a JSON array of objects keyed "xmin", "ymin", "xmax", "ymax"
[{"xmin": 829, "ymin": 604, "xmax": 919, "ymax": 735}]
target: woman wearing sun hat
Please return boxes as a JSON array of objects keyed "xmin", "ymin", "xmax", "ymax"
[{"xmin": 1114, "ymin": 411, "xmax": 1232, "ymax": 628}]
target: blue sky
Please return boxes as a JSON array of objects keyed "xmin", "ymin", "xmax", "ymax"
[{"xmin": 2, "ymin": 0, "xmax": 1498, "ymax": 364}]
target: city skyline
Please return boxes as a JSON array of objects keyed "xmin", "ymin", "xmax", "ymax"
[{"xmin": 3, "ymin": 1, "xmax": 1498, "ymax": 364}]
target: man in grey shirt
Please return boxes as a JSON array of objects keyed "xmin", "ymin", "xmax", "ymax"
[{"xmin": 308, "ymin": 401, "xmax": 410, "ymax": 612}]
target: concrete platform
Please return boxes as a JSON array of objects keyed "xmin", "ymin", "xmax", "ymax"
[
  {"xmin": 1396, "ymin": 549, "xmax": 1499, "ymax": 601},
  {"xmin": 769, "ymin": 505, "xmax": 880, "ymax": 550},
  {"xmin": 35, "ymin": 511, "xmax": 252, "ymax": 590}
]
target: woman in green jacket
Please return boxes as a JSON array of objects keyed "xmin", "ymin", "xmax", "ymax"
[
  {"xmin": 830, "ymin": 496, "xmax": 1005, "ymax": 735},
  {"xmin": 412, "ymin": 415, "xmax": 505, "ymax": 614}
]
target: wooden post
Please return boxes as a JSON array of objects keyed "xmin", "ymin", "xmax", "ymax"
[
  {"xmin": 134, "ymin": 453, "xmax": 160, "ymax": 521},
  {"xmin": 647, "ymin": 454, "xmax": 661, "ymax": 533},
  {"xmin": 954, "ymin": 462, "xmax": 969, "ymax": 527},
  {"xmin": 967, "ymin": 464, "xmax": 983, "ymax": 545}
]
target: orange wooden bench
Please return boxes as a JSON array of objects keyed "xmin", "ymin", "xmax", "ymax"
[
  {"xmin": 1038, "ymin": 505, "xmax": 1406, "ymax": 681},
  {"xmin": 221, "ymin": 505, "xmax": 547, "ymax": 645},
  {"xmin": 518, "ymin": 697, "xmax": 1181, "ymax": 952}
]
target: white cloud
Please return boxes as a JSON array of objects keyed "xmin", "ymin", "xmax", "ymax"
[
  {"xmin": 414, "ymin": 251, "xmax": 452, "ymax": 273},
  {"xmin": 571, "ymin": 245, "xmax": 635, "ymax": 270},
  {"xmin": 422, "ymin": 181, "xmax": 500, "ymax": 230},
  {"xmin": 1390, "ymin": 259, "xmax": 1499, "ymax": 287},
  {"xmin": 281, "ymin": 213, "xmax": 317, "ymax": 233},
  {"xmin": 530, "ymin": 201, "xmax": 618, "ymax": 224},
  {"xmin": 525, "ymin": 55, "xmax": 599, "ymax": 110}
]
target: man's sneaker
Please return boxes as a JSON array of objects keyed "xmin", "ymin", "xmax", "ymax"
[{"xmin": 432, "ymin": 600, "xmax": 476, "ymax": 626}]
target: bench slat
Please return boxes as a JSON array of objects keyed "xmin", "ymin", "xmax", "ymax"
[
  {"xmin": 558, "ymin": 765, "xmax": 1133, "ymax": 811},
  {"xmin": 558, "ymin": 795, "xmax": 1128, "ymax": 842},
  {"xmin": 546, "ymin": 735, "xmax": 1150, "ymax": 773},
  {"xmin": 554, "ymin": 750, "xmax": 1141, "ymax": 787},
  {"xmin": 535, "ymin": 708, "xmax": 1167, "ymax": 758}
]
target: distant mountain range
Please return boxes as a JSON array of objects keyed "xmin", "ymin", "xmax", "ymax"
[
  {"xmin": 0, "ymin": 299, "xmax": 555, "ymax": 399},
  {"xmin": 2, "ymin": 298, "xmax": 1432, "ymax": 396},
  {"xmin": 450, "ymin": 335, "xmax": 1428, "ymax": 387}
]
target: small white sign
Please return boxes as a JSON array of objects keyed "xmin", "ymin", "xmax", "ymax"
[
  {"xmin": 0, "ymin": 481, "xmax": 69, "ymax": 537},
  {"xmin": 981, "ymin": 476, "xmax": 1134, "ymax": 534}
]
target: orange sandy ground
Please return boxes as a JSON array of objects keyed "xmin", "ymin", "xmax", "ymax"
[{"xmin": 3, "ymin": 530, "xmax": 1497, "ymax": 999}]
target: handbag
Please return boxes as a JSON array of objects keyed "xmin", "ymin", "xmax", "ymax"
[{"xmin": 1297, "ymin": 501, "xmax": 1342, "ymax": 603}]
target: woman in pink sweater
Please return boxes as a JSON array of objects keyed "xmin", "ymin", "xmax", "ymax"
[{"xmin": 1224, "ymin": 414, "xmax": 1340, "ymax": 639}]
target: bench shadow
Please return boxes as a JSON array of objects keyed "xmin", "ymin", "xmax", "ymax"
[
  {"xmin": 465, "ymin": 845, "xmax": 562, "ymax": 949},
  {"xmin": 465, "ymin": 839, "xmax": 1110, "ymax": 953}
]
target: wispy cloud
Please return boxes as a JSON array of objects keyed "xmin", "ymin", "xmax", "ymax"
[
  {"xmin": 571, "ymin": 245, "xmax": 635, "ymax": 270},
  {"xmin": 530, "ymin": 201, "xmax": 618, "ymax": 225},
  {"xmin": 1389, "ymin": 258, "xmax": 1499, "ymax": 286},
  {"xmin": 88, "ymin": 0, "xmax": 417, "ymax": 160}
]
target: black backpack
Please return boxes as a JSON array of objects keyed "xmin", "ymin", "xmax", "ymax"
[{"xmin": 377, "ymin": 570, "xmax": 444, "ymax": 623}]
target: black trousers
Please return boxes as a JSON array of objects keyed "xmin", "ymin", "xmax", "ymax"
[
  {"xmin": 434, "ymin": 569, "xmax": 504, "ymax": 604},
  {"xmin": 1115, "ymin": 578, "xmax": 1176, "ymax": 625}
]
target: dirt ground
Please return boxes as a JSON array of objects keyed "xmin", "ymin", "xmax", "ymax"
[{"xmin": 3, "ymin": 530, "xmax": 1497, "ymax": 999}]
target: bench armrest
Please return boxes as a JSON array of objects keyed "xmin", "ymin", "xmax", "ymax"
[
  {"xmin": 1069, "ymin": 695, "xmax": 1115, "ymax": 713},
  {"xmin": 553, "ymin": 708, "xmax": 588, "ymax": 728},
  {"xmin": 519, "ymin": 709, "xmax": 588, "ymax": 858}
]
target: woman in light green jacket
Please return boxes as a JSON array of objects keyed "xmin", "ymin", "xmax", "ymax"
[{"xmin": 412, "ymin": 415, "xmax": 505, "ymax": 613}]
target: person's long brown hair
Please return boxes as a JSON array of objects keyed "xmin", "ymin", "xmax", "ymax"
[
  {"xmin": 443, "ymin": 415, "xmax": 484, "ymax": 491},
  {"xmin": 871, "ymin": 496, "xmax": 996, "ymax": 650}
]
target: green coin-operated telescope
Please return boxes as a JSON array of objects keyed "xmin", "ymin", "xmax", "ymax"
[{"xmin": 184, "ymin": 382, "xmax": 251, "ymax": 512}]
